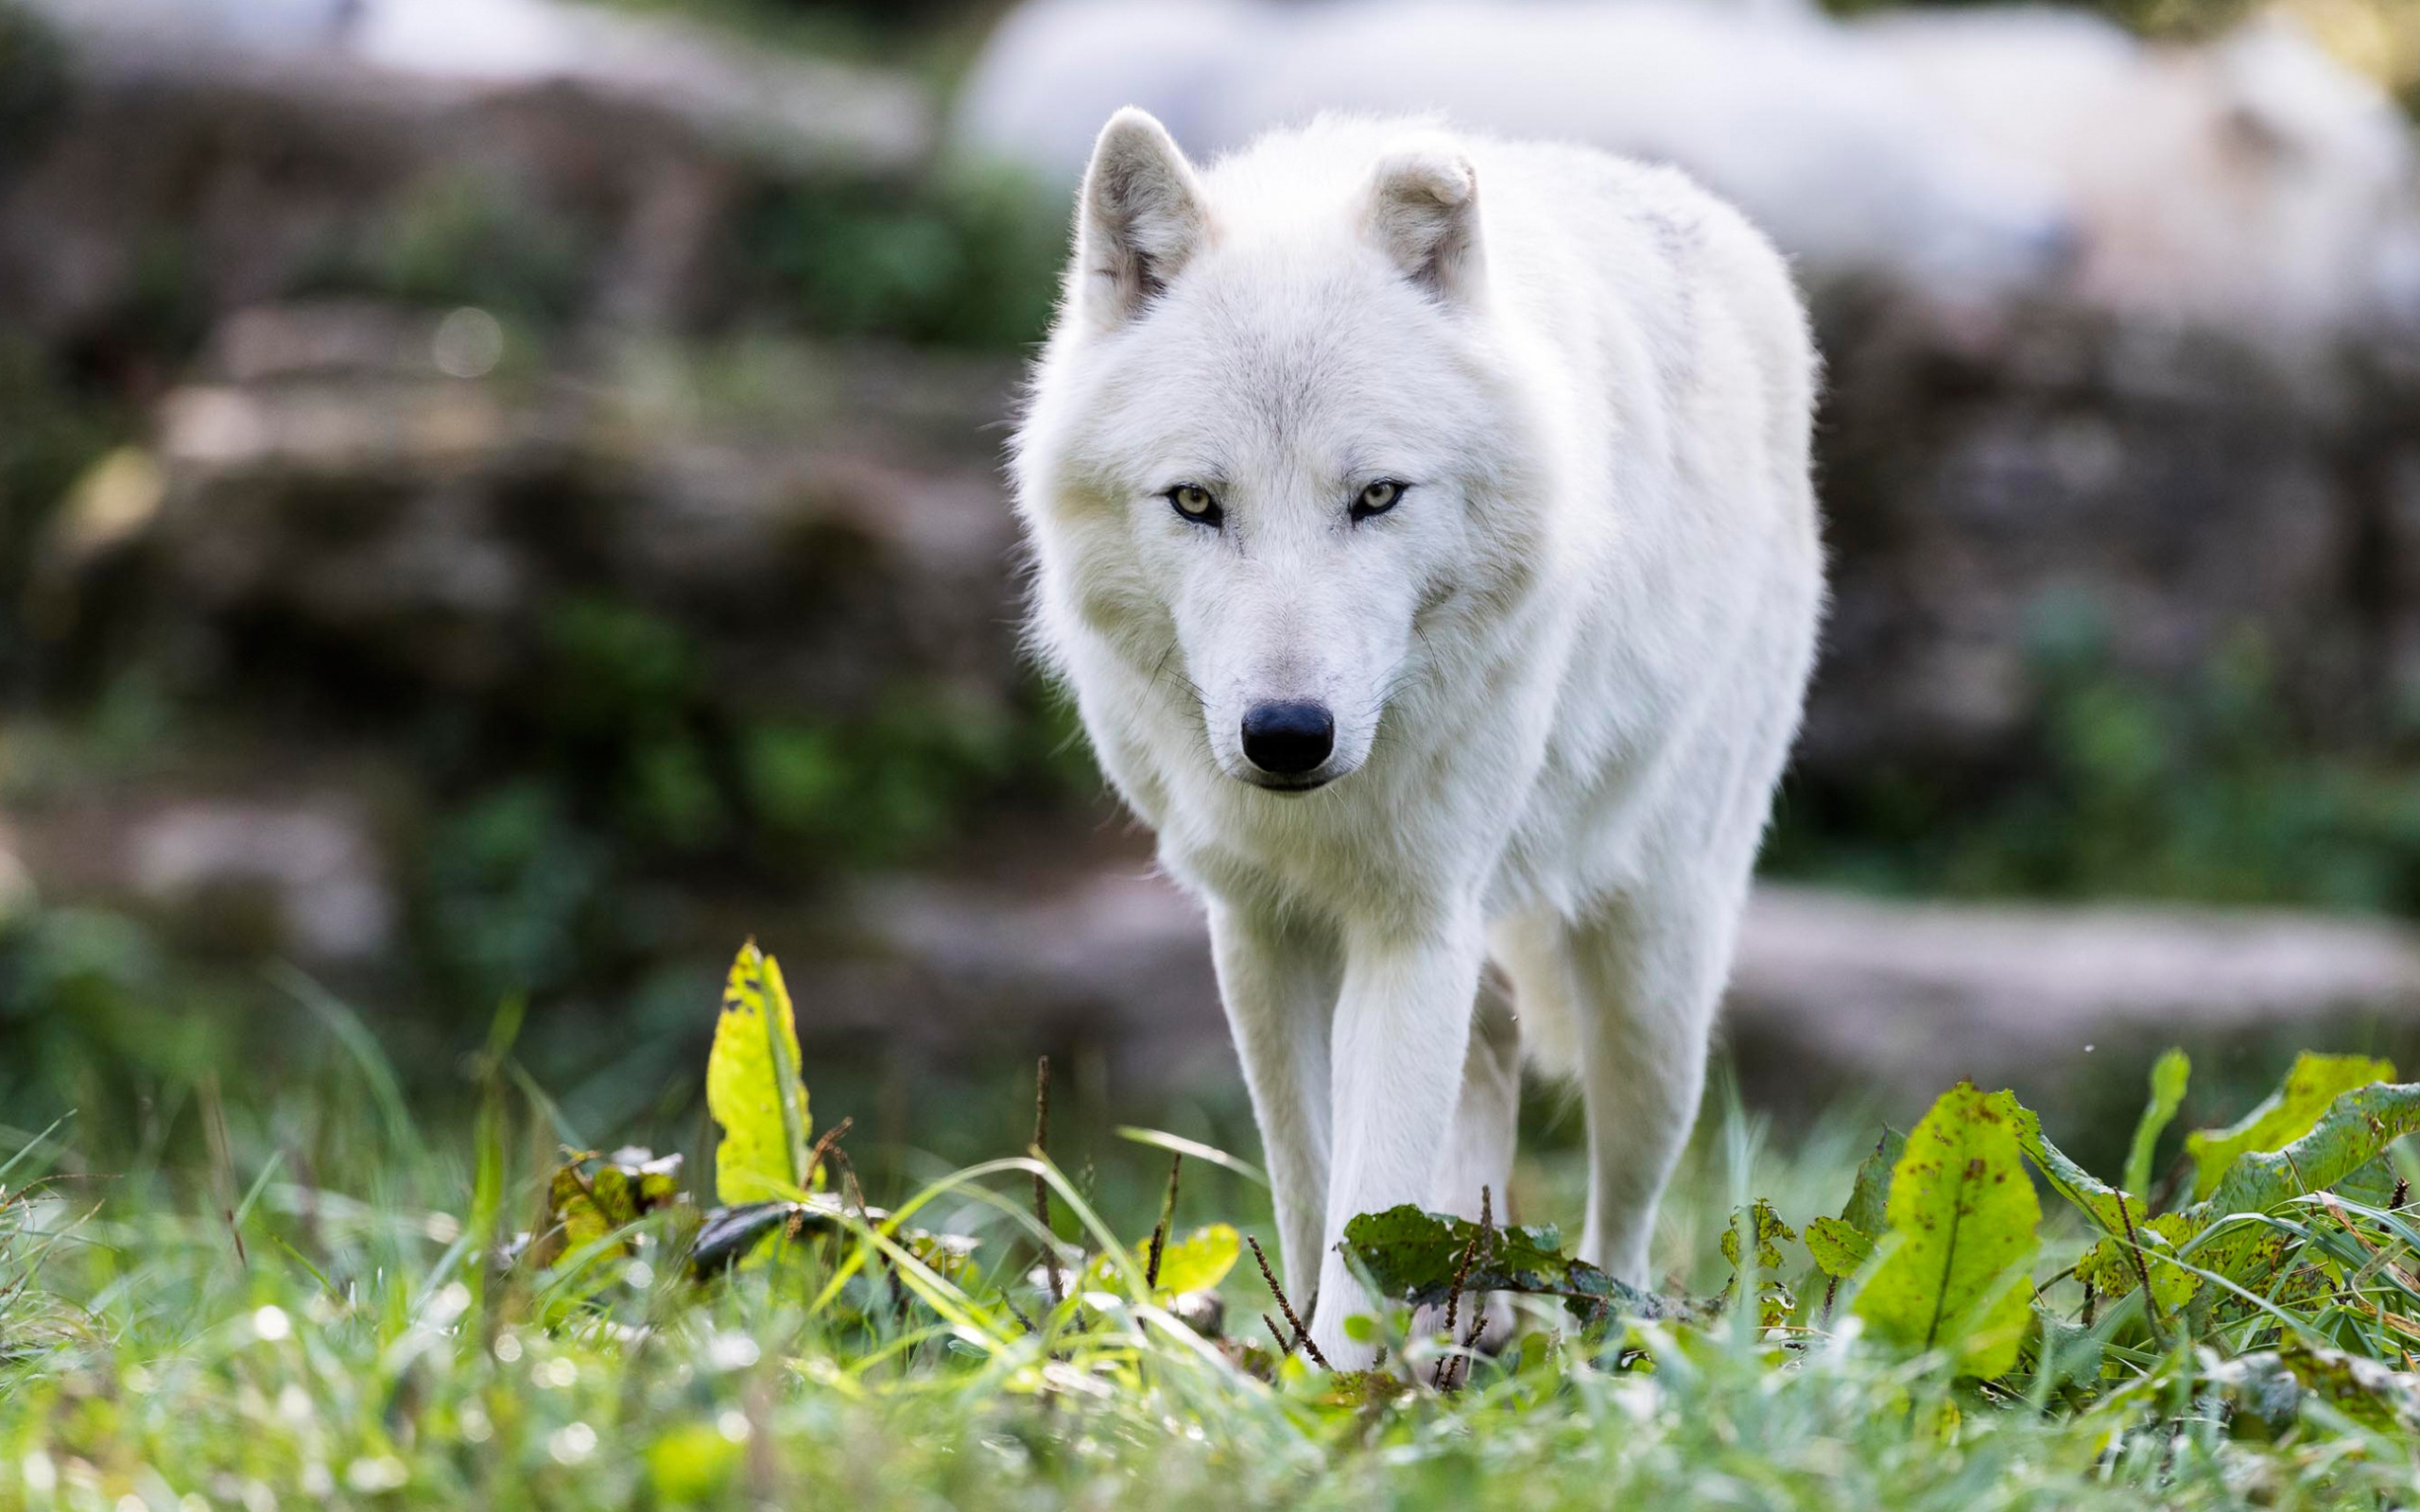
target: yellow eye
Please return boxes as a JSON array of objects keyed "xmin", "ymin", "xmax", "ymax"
[
  {"xmin": 1169, "ymin": 484, "xmax": 1219, "ymax": 522},
  {"xmin": 1352, "ymin": 480, "xmax": 1404, "ymax": 519}
]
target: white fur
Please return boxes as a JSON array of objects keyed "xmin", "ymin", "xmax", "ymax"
[{"xmin": 1012, "ymin": 112, "xmax": 1823, "ymax": 1366}]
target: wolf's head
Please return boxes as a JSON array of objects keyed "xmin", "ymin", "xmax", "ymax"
[{"xmin": 1016, "ymin": 111, "xmax": 1542, "ymax": 795}]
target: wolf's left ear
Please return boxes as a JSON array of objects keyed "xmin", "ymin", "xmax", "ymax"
[
  {"xmin": 1077, "ymin": 108, "xmax": 1210, "ymax": 329},
  {"xmin": 1365, "ymin": 144, "xmax": 1483, "ymax": 304}
]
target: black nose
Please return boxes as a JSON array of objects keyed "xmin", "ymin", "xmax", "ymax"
[{"xmin": 1240, "ymin": 700, "xmax": 1335, "ymax": 777}]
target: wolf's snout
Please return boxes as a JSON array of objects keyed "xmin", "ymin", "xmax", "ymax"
[{"xmin": 1240, "ymin": 700, "xmax": 1335, "ymax": 777}]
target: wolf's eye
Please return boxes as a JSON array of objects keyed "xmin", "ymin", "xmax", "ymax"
[
  {"xmin": 1350, "ymin": 479, "xmax": 1407, "ymax": 522},
  {"xmin": 1167, "ymin": 484, "xmax": 1222, "ymax": 526}
]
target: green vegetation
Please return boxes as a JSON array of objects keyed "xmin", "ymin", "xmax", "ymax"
[
  {"xmin": 1772, "ymin": 625, "xmax": 2420, "ymax": 915},
  {"xmin": 13, "ymin": 944, "xmax": 2420, "ymax": 1506}
]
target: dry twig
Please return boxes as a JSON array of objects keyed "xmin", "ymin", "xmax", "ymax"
[{"xmin": 1247, "ymin": 1235, "xmax": 1329, "ymax": 1370}]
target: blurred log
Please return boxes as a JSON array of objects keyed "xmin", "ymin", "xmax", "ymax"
[{"xmin": 819, "ymin": 868, "xmax": 2420, "ymax": 1108}]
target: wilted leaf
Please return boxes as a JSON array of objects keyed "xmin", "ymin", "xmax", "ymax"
[
  {"xmin": 2274, "ymin": 1335, "xmax": 2420, "ymax": 1433},
  {"xmin": 1720, "ymin": 1200, "xmax": 1797, "ymax": 1273},
  {"xmin": 1853, "ymin": 1082, "xmax": 2040, "ymax": 1380},
  {"xmin": 689, "ymin": 1201, "xmax": 796, "ymax": 1277},
  {"xmin": 535, "ymin": 1147, "xmax": 689, "ymax": 1269},
  {"xmin": 1806, "ymin": 1216, "xmax": 1876, "ymax": 1280},
  {"xmin": 2187, "ymin": 1053, "xmax": 2394, "ymax": 1201},
  {"xmin": 690, "ymin": 1191, "xmax": 978, "ymax": 1281},
  {"xmin": 2123, "ymin": 1049, "xmax": 2190, "ymax": 1200},
  {"xmin": 707, "ymin": 941, "xmax": 813, "ymax": 1205},
  {"xmin": 2073, "ymin": 1211, "xmax": 2200, "ymax": 1312}
]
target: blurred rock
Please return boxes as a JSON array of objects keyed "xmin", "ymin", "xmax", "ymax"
[
  {"xmin": 1866, "ymin": 7, "xmax": 2420, "ymax": 348},
  {"xmin": 1801, "ymin": 290, "xmax": 2420, "ymax": 781},
  {"xmin": 827, "ymin": 868, "xmax": 1234, "ymax": 1091},
  {"xmin": 0, "ymin": 0, "xmax": 930, "ymax": 352},
  {"xmin": 957, "ymin": 0, "xmax": 2420, "ymax": 341},
  {"xmin": 956, "ymin": 0, "xmax": 2075, "ymax": 304},
  {"xmin": 0, "ymin": 819, "xmax": 37, "ymax": 926},
  {"xmin": 827, "ymin": 867, "xmax": 2420, "ymax": 1102},
  {"xmin": 129, "ymin": 799, "xmax": 391, "ymax": 960},
  {"xmin": 1728, "ymin": 885, "xmax": 2420, "ymax": 1097},
  {"xmin": 31, "ymin": 302, "xmax": 1027, "ymax": 714},
  {"xmin": 20, "ymin": 0, "xmax": 929, "ymax": 171}
]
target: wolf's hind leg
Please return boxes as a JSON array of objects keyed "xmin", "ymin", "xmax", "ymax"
[
  {"xmin": 1564, "ymin": 889, "xmax": 1737, "ymax": 1287},
  {"xmin": 1431, "ymin": 978, "xmax": 1519, "ymax": 1223},
  {"xmin": 1415, "ymin": 979, "xmax": 1521, "ymax": 1355}
]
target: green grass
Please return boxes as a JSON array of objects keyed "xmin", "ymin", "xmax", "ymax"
[{"xmin": 11, "ymin": 1017, "xmax": 2420, "ymax": 1511}]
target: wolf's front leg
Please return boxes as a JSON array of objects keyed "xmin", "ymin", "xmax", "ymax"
[
  {"xmin": 1311, "ymin": 915, "xmax": 1487, "ymax": 1367},
  {"xmin": 1206, "ymin": 901, "xmax": 1341, "ymax": 1312}
]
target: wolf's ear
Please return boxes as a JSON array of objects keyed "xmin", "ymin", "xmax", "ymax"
[
  {"xmin": 1077, "ymin": 108, "xmax": 1210, "ymax": 328},
  {"xmin": 1364, "ymin": 144, "xmax": 1483, "ymax": 304}
]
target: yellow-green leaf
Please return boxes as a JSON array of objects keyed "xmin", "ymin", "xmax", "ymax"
[
  {"xmin": 648, "ymin": 1421, "xmax": 743, "ymax": 1503},
  {"xmin": 1149, "ymin": 1223, "xmax": 1240, "ymax": 1297},
  {"xmin": 1806, "ymin": 1216, "xmax": 1876, "ymax": 1280},
  {"xmin": 1852, "ymin": 1082, "xmax": 2040, "ymax": 1380},
  {"xmin": 2186, "ymin": 1053, "xmax": 2394, "ymax": 1200},
  {"xmin": 707, "ymin": 940, "xmax": 812, "ymax": 1204},
  {"xmin": 1084, "ymin": 1223, "xmax": 1240, "ymax": 1298}
]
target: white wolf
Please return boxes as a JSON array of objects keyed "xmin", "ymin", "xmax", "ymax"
[{"xmin": 1011, "ymin": 111, "xmax": 1824, "ymax": 1366}]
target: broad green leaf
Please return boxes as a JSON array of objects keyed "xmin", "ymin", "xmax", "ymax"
[
  {"xmin": 1806, "ymin": 1216, "xmax": 1876, "ymax": 1280},
  {"xmin": 2186, "ymin": 1053, "xmax": 2394, "ymax": 1200},
  {"xmin": 1841, "ymin": 1127, "xmax": 1906, "ymax": 1239},
  {"xmin": 2200, "ymin": 1080, "xmax": 2420, "ymax": 1218},
  {"xmin": 1988, "ymin": 1090, "xmax": 2144, "ymax": 1239},
  {"xmin": 1340, "ymin": 1205, "xmax": 1689, "ymax": 1324},
  {"xmin": 2145, "ymin": 1082, "xmax": 2420, "ymax": 1303},
  {"xmin": 1809, "ymin": 1129, "xmax": 1902, "ymax": 1278},
  {"xmin": 1853, "ymin": 1082, "xmax": 2040, "ymax": 1380},
  {"xmin": 707, "ymin": 941, "xmax": 813, "ymax": 1205},
  {"xmin": 2123, "ymin": 1049, "xmax": 2191, "ymax": 1199}
]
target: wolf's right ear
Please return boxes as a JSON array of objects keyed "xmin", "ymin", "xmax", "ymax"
[{"xmin": 1077, "ymin": 109, "xmax": 1210, "ymax": 329}]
